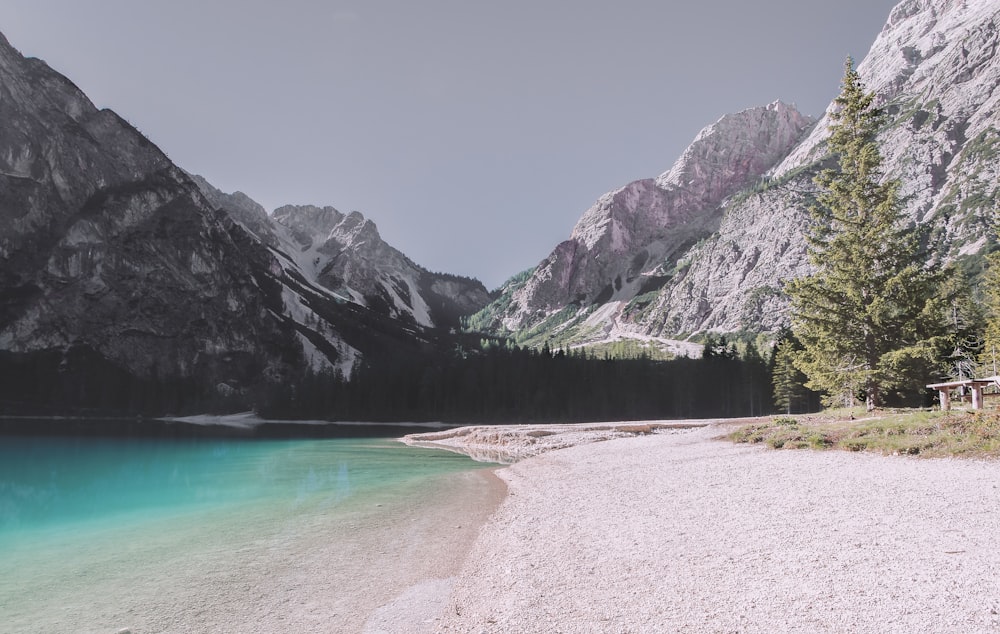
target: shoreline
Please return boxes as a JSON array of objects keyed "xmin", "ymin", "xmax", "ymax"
[
  {"xmin": 400, "ymin": 418, "xmax": 757, "ymax": 464},
  {"xmin": 360, "ymin": 468, "xmax": 506, "ymax": 633},
  {"xmin": 392, "ymin": 420, "xmax": 1000, "ymax": 632},
  {"xmin": 365, "ymin": 419, "xmax": 752, "ymax": 632}
]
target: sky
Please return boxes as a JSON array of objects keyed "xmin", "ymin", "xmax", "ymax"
[{"xmin": 0, "ymin": 0, "xmax": 900, "ymax": 289}]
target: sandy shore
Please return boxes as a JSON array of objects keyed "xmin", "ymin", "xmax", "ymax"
[{"xmin": 391, "ymin": 421, "xmax": 1000, "ymax": 633}]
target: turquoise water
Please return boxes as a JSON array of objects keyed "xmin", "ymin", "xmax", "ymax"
[
  {"xmin": 0, "ymin": 432, "xmax": 494, "ymax": 633},
  {"xmin": 0, "ymin": 434, "xmax": 482, "ymax": 539}
]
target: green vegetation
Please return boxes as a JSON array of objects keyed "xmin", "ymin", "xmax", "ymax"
[
  {"xmin": 771, "ymin": 331, "xmax": 818, "ymax": 414},
  {"xmin": 623, "ymin": 290, "xmax": 661, "ymax": 316},
  {"xmin": 960, "ymin": 128, "xmax": 1000, "ymax": 166},
  {"xmin": 579, "ymin": 339, "xmax": 675, "ymax": 361},
  {"xmin": 883, "ymin": 95, "xmax": 939, "ymax": 133},
  {"xmin": 514, "ymin": 304, "xmax": 599, "ymax": 349},
  {"xmin": 726, "ymin": 161, "xmax": 819, "ymax": 208},
  {"xmin": 739, "ymin": 285, "xmax": 783, "ymax": 330},
  {"xmin": 260, "ymin": 338, "xmax": 775, "ymax": 422},
  {"xmin": 930, "ymin": 129, "xmax": 999, "ymax": 260},
  {"xmin": 979, "ymin": 247, "xmax": 1000, "ymax": 374},
  {"xmin": 786, "ymin": 58, "xmax": 947, "ymax": 410},
  {"xmin": 461, "ymin": 268, "xmax": 535, "ymax": 334},
  {"xmin": 728, "ymin": 409, "xmax": 1000, "ymax": 458},
  {"xmin": 941, "ymin": 267, "xmax": 986, "ymax": 380}
]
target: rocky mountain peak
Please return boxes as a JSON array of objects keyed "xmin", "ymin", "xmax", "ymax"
[
  {"xmin": 189, "ymin": 180, "xmax": 489, "ymax": 333},
  {"xmin": 251, "ymin": 202, "xmax": 485, "ymax": 329},
  {"xmin": 567, "ymin": 102, "xmax": 813, "ymax": 254},
  {"xmin": 863, "ymin": 0, "xmax": 998, "ymax": 111},
  {"xmin": 479, "ymin": 0, "xmax": 1000, "ymax": 350},
  {"xmin": 495, "ymin": 101, "xmax": 814, "ymax": 334},
  {"xmin": 634, "ymin": 0, "xmax": 1000, "ymax": 339},
  {"xmin": 270, "ymin": 205, "xmax": 383, "ymax": 259},
  {"xmin": 272, "ymin": 204, "xmax": 345, "ymax": 247},
  {"xmin": 0, "ymin": 33, "xmax": 311, "ymax": 395},
  {"xmin": 329, "ymin": 210, "xmax": 382, "ymax": 249},
  {"xmin": 655, "ymin": 101, "xmax": 814, "ymax": 193},
  {"xmin": 0, "ymin": 35, "xmax": 92, "ymax": 126},
  {"xmin": 188, "ymin": 174, "xmax": 275, "ymax": 245},
  {"xmin": 774, "ymin": 0, "xmax": 999, "ymax": 177}
]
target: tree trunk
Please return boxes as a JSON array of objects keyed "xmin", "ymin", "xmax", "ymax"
[{"xmin": 866, "ymin": 385, "xmax": 879, "ymax": 412}]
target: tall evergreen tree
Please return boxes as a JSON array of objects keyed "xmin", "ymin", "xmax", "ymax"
[
  {"xmin": 771, "ymin": 331, "xmax": 813, "ymax": 414},
  {"xmin": 787, "ymin": 58, "xmax": 946, "ymax": 410},
  {"xmin": 939, "ymin": 265, "xmax": 984, "ymax": 380},
  {"xmin": 979, "ymin": 240, "xmax": 1000, "ymax": 376}
]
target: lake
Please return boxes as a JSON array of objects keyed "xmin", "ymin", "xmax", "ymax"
[{"xmin": 0, "ymin": 425, "xmax": 498, "ymax": 633}]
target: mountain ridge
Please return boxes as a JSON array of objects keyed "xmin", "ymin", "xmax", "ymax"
[
  {"xmin": 474, "ymin": 0, "xmax": 1000, "ymax": 351},
  {"xmin": 191, "ymin": 176, "xmax": 491, "ymax": 330},
  {"xmin": 1, "ymin": 0, "xmax": 997, "ymax": 413},
  {"xmin": 0, "ymin": 31, "xmax": 489, "ymax": 412}
]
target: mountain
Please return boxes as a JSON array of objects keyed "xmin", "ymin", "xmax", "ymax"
[
  {"xmin": 0, "ymin": 32, "xmax": 487, "ymax": 413},
  {"xmin": 471, "ymin": 101, "xmax": 815, "ymax": 348},
  {"xmin": 192, "ymin": 179, "xmax": 490, "ymax": 331},
  {"xmin": 0, "ymin": 31, "xmax": 301, "ymax": 401},
  {"xmin": 2, "ymin": 0, "xmax": 995, "ymax": 413},
  {"xmin": 473, "ymin": 0, "xmax": 1000, "ymax": 351}
]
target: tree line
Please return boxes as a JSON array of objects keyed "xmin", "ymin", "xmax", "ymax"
[
  {"xmin": 256, "ymin": 337, "xmax": 777, "ymax": 423},
  {"xmin": 0, "ymin": 332, "xmax": 787, "ymax": 422}
]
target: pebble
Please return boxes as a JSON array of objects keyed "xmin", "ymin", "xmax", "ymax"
[{"xmin": 435, "ymin": 425, "xmax": 1000, "ymax": 632}]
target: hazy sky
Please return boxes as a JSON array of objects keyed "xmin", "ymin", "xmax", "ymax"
[{"xmin": 1, "ymin": 0, "xmax": 900, "ymax": 288}]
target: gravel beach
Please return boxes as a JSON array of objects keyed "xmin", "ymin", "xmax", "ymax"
[{"xmin": 401, "ymin": 423, "xmax": 1000, "ymax": 633}]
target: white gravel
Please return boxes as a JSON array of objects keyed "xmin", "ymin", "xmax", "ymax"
[
  {"xmin": 428, "ymin": 424, "xmax": 1000, "ymax": 633},
  {"xmin": 401, "ymin": 420, "xmax": 714, "ymax": 464}
]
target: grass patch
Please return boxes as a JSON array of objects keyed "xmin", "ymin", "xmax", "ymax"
[{"xmin": 727, "ymin": 409, "xmax": 1000, "ymax": 459}]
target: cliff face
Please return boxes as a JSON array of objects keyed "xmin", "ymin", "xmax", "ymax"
[
  {"xmin": 477, "ymin": 101, "xmax": 814, "ymax": 343},
  {"xmin": 269, "ymin": 204, "xmax": 490, "ymax": 329},
  {"xmin": 0, "ymin": 32, "xmax": 489, "ymax": 408},
  {"xmin": 191, "ymin": 177, "xmax": 491, "ymax": 331},
  {"xmin": 0, "ymin": 32, "xmax": 300, "ymax": 390},
  {"xmin": 476, "ymin": 0, "xmax": 1000, "ymax": 349},
  {"xmin": 634, "ymin": 0, "xmax": 1000, "ymax": 339}
]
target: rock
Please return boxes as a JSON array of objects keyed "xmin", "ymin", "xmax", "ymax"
[
  {"xmin": 270, "ymin": 204, "xmax": 490, "ymax": 329},
  {"xmin": 0, "ymin": 31, "xmax": 296, "ymax": 388},
  {"xmin": 480, "ymin": 101, "xmax": 815, "ymax": 339},
  {"xmin": 191, "ymin": 178, "xmax": 490, "ymax": 331}
]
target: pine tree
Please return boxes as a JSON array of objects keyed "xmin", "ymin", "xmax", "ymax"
[
  {"xmin": 939, "ymin": 265, "xmax": 984, "ymax": 380},
  {"xmin": 787, "ymin": 58, "xmax": 946, "ymax": 410},
  {"xmin": 771, "ymin": 332, "xmax": 812, "ymax": 414},
  {"xmin": 979, "ymin": 244, "xmax": 1000, "ymax": 376}
]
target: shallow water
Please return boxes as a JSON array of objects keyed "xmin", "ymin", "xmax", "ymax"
[{"xmin": 0, "ymin": 433, "xmax": 495, "ymax": 633}]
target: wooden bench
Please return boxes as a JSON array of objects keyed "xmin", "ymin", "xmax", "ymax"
[{"xmin": 926, "ymin": 376, "xmax": 1000, "ymax": 411}]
